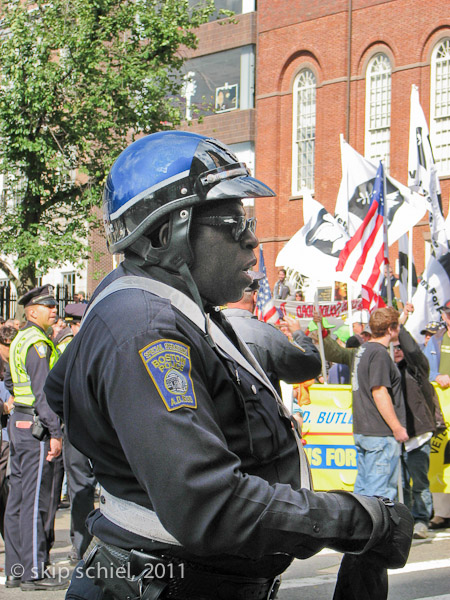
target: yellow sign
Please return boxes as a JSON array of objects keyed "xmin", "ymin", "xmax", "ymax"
[{"xmin": 303, "ymin": 384, "xmax": 450, "ymax": 493}]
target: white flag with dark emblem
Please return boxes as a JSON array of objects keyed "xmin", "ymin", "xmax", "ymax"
[
  {"xmin": 404, "ymin": 253, "xmax": 450, "ymax": 340},
  {"xmin": 335, "ymin": 136, "xmax": 427, "ymax": 243},
  {"xmin": 276, "ymin": 191, "xmax": 349, "ymax": 279},
  {"xmin": 408, "ymin": 84, "xmax": 449, "ymax": 259}
]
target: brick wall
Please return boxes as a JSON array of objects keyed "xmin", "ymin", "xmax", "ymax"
[
  {"xmin": 255, "ymin": 0, "xmax": 450, "ymax": 286},
  {"xmin": 178, "ymin": 108, "xmax": 255, "ymax": 146}
]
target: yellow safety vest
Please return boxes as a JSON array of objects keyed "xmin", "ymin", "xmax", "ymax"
[
  {"xmin": 10, "ymin": 326, "xmax": 59, "ymax": 406},
  {"xmin": 56, "ymin": 332, "xmax": 73, "ymax": 356}
]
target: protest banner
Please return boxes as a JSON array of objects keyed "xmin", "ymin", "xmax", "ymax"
[
  {"xmin": 275, "ymin": 298, "xmax": 363, "ymax": 321},
  {"xmin": 303, "ymin": 384, "xmax": 450, "ymax": 493}
]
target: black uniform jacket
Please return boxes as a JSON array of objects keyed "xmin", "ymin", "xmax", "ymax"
[{"xmin": 45, "ymin": 263, "xmax": 373, "ymax": 578}]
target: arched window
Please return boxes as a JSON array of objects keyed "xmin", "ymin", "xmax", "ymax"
[
  {"xmin": 365, "ymin": 53, "xmax": 391, "ymax": 169},
  {"xmin": 431, "ymin": 38, "xmax": 450, "ymax": 175},
  {"xmin": 292, "ymin": 69, "xmax": 316, "ymax": 194}
]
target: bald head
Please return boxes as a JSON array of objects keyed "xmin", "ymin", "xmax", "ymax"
[{"xmin": 227, "ymin": 290, "xmax": 256, "ymax": 312}]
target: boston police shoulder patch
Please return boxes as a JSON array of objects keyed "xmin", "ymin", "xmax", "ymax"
[
  {"xmin": 33, "ymin": 342, "xmax": 48, "ymax": 359},
  {"xmin": 139, "ymin": 339, "xmax": 197, "ymax": 411}
]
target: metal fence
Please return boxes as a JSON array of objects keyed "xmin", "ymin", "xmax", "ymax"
[{"xmin": 0, "ymin": 284, "xmax": 77, "ymax": 321}]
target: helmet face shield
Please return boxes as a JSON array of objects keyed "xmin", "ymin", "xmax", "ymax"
[{"xmin": 103, "ymin": 131, "xmax": 275, "ymax": 255}]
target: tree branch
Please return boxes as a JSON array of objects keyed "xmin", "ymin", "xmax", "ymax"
[{"xmin": 0, "ymin": 258, "xmax": 18, "ymax": 289}]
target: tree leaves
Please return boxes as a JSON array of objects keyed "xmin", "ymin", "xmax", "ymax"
[{"xmin": 0, "ymin": 0, "xmax": 215, "ymax": 291}]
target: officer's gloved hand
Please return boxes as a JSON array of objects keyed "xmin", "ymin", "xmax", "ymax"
[
  {"xmin": 357, "ymin": 495, "xmax": 413, "ymax": 568},
  {"xmin": 329, "ymin": 491, "xmax": 413, "ymax": 569},
  {"xmin": 364, "ymin": 497, "xmax": 413, "ymax": 569}
]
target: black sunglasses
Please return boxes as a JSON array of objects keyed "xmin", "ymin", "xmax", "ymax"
[{"xmin": 195, "ymin": 216, "xmax": 257, "ymax": 242}]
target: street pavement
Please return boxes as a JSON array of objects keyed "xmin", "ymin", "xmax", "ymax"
[
  {"xmin": 1, "ymin": 507, "xmax": 449, "ymax": 599},
  {"xmin": 0, "ymin": 507, "xmax": 74, "ymax": 599}
]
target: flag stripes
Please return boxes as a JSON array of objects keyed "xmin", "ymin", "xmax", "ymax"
[
  {"xmin": 255, "ymin": 247, "xmax": 280, "ymax": 324},
  {"xmin": 336, "ymin": 162, "xmax": 387, "ymax": 295}
]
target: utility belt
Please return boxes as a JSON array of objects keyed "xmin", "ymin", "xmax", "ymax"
[
  {"xmin": 14, "ymin": 405, "xmax": 49, "ymax": 441},
  {"xmin": 83, "ymin": 537, "xmax": 280, "ymax": 600},
  {"xmin": 14, "ymin": 404, "xmax": 35, "ymax": 416}
]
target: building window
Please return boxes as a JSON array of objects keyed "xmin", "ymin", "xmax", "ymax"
[
  {"xmin": 292, "ymin": 69, "xmax": 316, "ymax": 194},
  {"xmin": 365, "ymin": 53, "xmax": 391, "ymax": 170},
  {"xmin": 431, "ymin": 38, "xmax": 450, "ymax": 176},
  {"xmin": 62, "ymin": 272, "xmax": 76, "ymax": 298},
  {"xmin": 180, "ymin": 45, "xmax": 254, "ymax": 120}
]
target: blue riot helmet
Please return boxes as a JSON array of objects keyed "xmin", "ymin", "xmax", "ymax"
[{"xmin": 103, "ymin": 131, "xmax": 275, "ymax": 270}]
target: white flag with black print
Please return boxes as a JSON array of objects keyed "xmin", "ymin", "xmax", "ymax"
[
  {"xmin": 276, "ymin": 190, "xmax": 349, "ymax": 280},
  {"xmin": 404, "ymin": 253, "xmax": 450, "ymax": 341},
  {"xmin": 335, "ymin": 136, "xmax": 427, "ymax": 243},
  {"xmin": 408, "ymin": 84, "xmax": 449, "ymax": 259}
]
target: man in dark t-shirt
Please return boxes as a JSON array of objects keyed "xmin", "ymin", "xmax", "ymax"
[{"xmin": 352, "ymin": 306, "xmax": 408, "ymax": 501}]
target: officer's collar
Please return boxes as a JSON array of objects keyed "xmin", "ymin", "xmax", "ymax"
[
  {"xmin": 122, "ymin": 259, "xmax": 220, "ymax": 312},
  {"xmin": 25, "ymin": 320, "xmax": 50, "ymax": 337}
]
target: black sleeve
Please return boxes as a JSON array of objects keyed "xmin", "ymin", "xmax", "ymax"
[
  {"xmin": 44, "ymin": 348, "xmax": 68, "ymax": 421},
  {"xmin": 4, "ymin": 363, "xmax": 13, "ymax": 395},
  {"xmin": 398, "ymin": 326, "xmax": 429, "ymax": 380},
  {"xmin": 262, "ymin": 327, "xmax": 322, "ymax": 384}
]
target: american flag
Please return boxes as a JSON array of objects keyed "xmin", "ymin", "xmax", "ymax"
[
  {"xmin": 255, "ymin": 247, "xmax": 280, "ymax": 324},
  {"xmin": 336, "ymin": 162, "xmax": 387, "ymax": 296},
  {"xmin": 361, "ymin": 284, "xmax": 386, "ymax": 313}
]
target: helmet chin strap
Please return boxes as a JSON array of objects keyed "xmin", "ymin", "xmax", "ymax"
[{"xmin": 177, "ymin": 261, "xmax": 216, "ymax": 350}]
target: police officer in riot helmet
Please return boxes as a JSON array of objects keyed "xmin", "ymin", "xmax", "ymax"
[{"xmin": 45, "ymin": 131, "xmax": 413, "ymax": 600}]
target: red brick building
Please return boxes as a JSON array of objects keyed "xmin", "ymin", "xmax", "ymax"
[{"xmin": 254, "ymin": 0, "xmax": 450, "ymax": 286}]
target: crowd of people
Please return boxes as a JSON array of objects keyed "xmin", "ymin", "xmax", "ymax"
[
  {"xmin": 278, "ymin": 291, "xmax": 448, "ymax": 540},
  {"xmin": 0, "ymin": 131, "xmax": 445, "ymax": 599}
]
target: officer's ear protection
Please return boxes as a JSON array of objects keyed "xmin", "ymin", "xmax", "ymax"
[{"xmin": 129, "ymin": 207, "xmax": 195, "ymax": 272}]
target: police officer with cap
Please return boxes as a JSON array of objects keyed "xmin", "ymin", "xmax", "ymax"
[
  {"xmin": 57, "ymin": 302, "xmax": 97, "ymax": 564},
  {"xmin": 45, "ymin": 131, "xmax": 413, "ymax": 600},
  {"xmin": 55, "ymin": 303, "xmax": 87, "ymax": 355},
  {"xmin": 5, "ymin": 285, "xmax": 67, "ymax": 591}
]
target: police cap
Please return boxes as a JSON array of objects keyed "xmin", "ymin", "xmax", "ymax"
[
  {"xmin": 19, "ymin": 285, "xmax": 57, "ymax": 308},
  {"xmin": 64, "ymin": 303, "xmax": 86, "ymax": 322}
]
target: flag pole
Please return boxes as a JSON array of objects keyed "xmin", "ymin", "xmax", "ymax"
[
  {"xmin": 314, "ymin": 290, "xmax": 328, "ymax": 384},
  {"xmin": 341, "ymin": 134, "xmax": 354, "ymax": 334},
  {"xmin": 382, "ymin": 164, "xmax": 404, "ymax": 503},
  {"xmin": 407, "ymin": 228, "xmax": 413, "ymax": 302},
  {"xmin": 381, "ymin": 161, "xmax": 392, "ymax": 309}
]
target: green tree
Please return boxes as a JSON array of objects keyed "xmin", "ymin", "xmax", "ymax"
[{"xmin": 0, "ymin": 0, "xmax": 217, "ymax": 294}]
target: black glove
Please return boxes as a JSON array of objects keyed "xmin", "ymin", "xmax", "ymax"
[
  {"xmin": 330, "ymin": 492, "xmax": 413, "ymax": 569},
  {"xmin": 333, "ymin": 554, "xmax": 388, "ymax": 600},
  {"xmin": 367, "ymin": 497, "xmax": 413, "ymax": 569}
]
